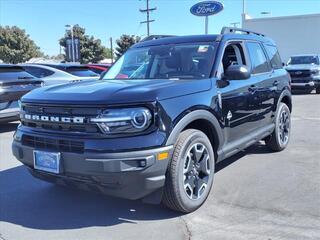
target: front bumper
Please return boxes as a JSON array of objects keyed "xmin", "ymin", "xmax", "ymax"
[
  {"xmin": 12, "ymin": 133, "xmax": 173, "ymax": 200},
  {"xmin": 291, "ymin": 77, "xmax": 320, "ymax": 90}
]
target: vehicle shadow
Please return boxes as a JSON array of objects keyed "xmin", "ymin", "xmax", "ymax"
[
  {"xmin": 0, "ymin": 122, "xmax": 19, "ymax": 134},
  {"xmin": 0, "ymin": 142, "xmax": 271, "ymax": 230},
  {"xmin": 0, "ymin": 166, "xmax": 179, "ymax": 230}
]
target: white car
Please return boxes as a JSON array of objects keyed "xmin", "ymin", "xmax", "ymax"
[{"xmin": 20, "ymin": 64, "xmax": 99, "ymax": 86}]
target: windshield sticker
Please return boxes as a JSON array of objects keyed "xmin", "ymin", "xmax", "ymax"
[{"xmin": 198, "ymin": 45, "xmax": 209, "ymax": 53}]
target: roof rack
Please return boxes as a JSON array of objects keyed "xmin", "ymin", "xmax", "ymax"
[
  {"xmin": 221, "ymin": 27, "xmax": 265, "ymax": 37},
  {"xmin": 141, "ymin": 35, "xmax": 176, "ymax": 42}
]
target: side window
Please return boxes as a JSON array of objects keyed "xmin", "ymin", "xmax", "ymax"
[
  {"xmin": 264, "ymin": 44, "xmax": 283, "ymax": 69},
  {"xmin": 222, "ymin": 43, "xmax": 246, "ymax": 72},
  {"xmin": 246, "ymin": 42, "xmax": 271, "ymax": 74}
]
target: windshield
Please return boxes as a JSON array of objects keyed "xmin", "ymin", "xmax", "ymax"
[
  {"xmin": 103, "ymin": 43, "xmax": 215, "ymax": 80},
  {"xmin": 288, "ymin": 56, "xmax": 319, "ymax": 65}
]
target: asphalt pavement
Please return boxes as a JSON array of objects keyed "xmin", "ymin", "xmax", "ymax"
[{"xmin": 0, "ymin": 93, "xmax": 319, "ymax": 240}]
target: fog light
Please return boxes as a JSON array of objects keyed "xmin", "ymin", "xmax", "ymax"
[{"xmin": 139, "ymin": 160, "xmax": 147, "ymax": 167}]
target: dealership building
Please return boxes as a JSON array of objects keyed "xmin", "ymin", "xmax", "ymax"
[{"xmin": 242, "ymin": 13, "xmax": 320, "ymax": 62}]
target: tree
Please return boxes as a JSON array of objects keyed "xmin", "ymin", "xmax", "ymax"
[
  {"xmin": 115, "ymin": 34, "xmax": 141, "ymax": 58},
  {"xmin": 0, "ymin": 26, "xmax": 43, "ymax": 64},
  {"xmin": 59, "ymin": 24, "xmax": 110, "ymax": 64}
]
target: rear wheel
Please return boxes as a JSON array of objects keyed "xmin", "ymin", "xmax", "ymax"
[
  {"xmin": 162, "ymin": 129, "xmax": 215, "ymax": 213},
  {"xmin": 265, "ymin": 102, "xmax": 291, "ymax": 151},
  {"xmin": 316, "ymin": 87, "xmax": 320, "ymax": 94}
]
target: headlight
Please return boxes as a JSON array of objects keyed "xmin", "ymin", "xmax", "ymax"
[
  {"xmin": 311, "ymin": 69, "xmax": 319, "ymax": 75},
  {"xmin": 0, "ymin": 102, "xmax": 9, "ymax": 110},
  {"xmin": 18, "ymin": 100, "xmax": 22, "ymax": 111},
  {"xmin": 91, "ymin": 107, "xmax": 152, "ymax": 134}
]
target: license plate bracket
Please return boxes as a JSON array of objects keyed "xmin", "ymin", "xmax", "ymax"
[{"xmin": 33, "ymin": 150, "xmax": 60, "ymax": 174}]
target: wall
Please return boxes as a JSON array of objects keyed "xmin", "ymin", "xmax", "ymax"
[{"xmin": 242, "ymin": 13, "xmax": 320, "ymax": 62}]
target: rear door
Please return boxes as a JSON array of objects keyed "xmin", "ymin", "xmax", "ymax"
[{"xmin": 245, "ymin": 41, "xmax": 280, "ymax": 128}]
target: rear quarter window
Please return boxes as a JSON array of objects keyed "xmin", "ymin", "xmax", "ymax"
[
  {"xmin": 264, "ymin": 44, "xmax": 283, "ymax": 69},
  {"xmin": 66, "ymin": 67, "xmax": 99, "ymax": 77}
]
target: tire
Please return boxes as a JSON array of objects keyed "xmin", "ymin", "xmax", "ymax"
[
  {"xmin": 265, "ymin": 102, "xmax": 291, "ymax": 151},
  {"xmin": 162, "ymin": 129, "xmax": 215, "ymax": 213},
  {"xmin": 316, "ymin": 87, "xmax": 320, "ymax": 94}
]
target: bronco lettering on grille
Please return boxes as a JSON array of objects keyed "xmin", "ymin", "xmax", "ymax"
[{"xmin": 23, "ymin": 114, "xmax": 85, "ymax": 124}]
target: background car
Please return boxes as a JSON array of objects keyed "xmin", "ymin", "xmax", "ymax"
[
  {"xmin": 0, "ymin": 64, "xmax": 42, "ymax": 122},
  {"xmin": 285, "ymin": 54, "xmax": 320, "ymax": 93},
  {"xmin": 20, "ymin": 64, "xmax": 93, "ymax": 86},
  {"xmin": 38, "ymin": 63, "xmax": 100, "ymax": 80},
  {"xmin": 86, "ymin": 63, "xmax": 111, "ymax": 74}
]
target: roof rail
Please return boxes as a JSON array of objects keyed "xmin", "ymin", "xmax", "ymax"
[
  {"xmin": 141, "ymin": 35, "xmax": 176, "ymax": 42},
  {"xmin": 221, "ymin": 27, "xmax": 265, "ymax": 37}
]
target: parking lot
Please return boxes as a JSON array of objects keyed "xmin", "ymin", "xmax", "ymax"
[{"xmin": 0, "ymin": 93, "xmax": 319, "ymax": 240}]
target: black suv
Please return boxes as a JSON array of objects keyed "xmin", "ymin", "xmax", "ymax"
[{"xmin": 12, "ymin": 28, "xmax": 292, "ymax": 213}]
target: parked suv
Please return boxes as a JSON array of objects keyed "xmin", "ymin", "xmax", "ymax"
[
  {"xmin": 12, "ymin": 28, "xmax": 292, "ymax": 213},
  {"xmin": 286, "ymin": 54, "xmax": 320, "ymax": 93},
  {"xmin": 0, "ymin": 65, "xmax": 42, "ymax": 122}
]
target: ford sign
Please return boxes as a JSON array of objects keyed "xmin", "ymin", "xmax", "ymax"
[{"xmin": 190, "ymin": 1, "xmax": 224, "ymax": 16}]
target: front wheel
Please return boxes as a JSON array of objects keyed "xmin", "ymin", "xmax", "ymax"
[
  {"xmin": 265, "ymin": 102, "xmax": 291, "ymax": 151},
  {"xmin": 316, "ymin": 87, "xmax": 320, "ymax": 94},
  {"xmin": 162, "ymin": 129, "xmax": 215, "ymax": 213}
]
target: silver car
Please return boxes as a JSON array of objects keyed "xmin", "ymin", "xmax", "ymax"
[{"xmin": 20, "ymin": 64, "xmax": 99, "ymax": 86}]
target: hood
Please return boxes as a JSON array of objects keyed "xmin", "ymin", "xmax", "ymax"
[
  {"xmin": 22, "ymin": 79, "xmax": 212, "ymax": 105},
  {"xmin": 285, "ymin": 64, "xmax": 320, "ymax": 71}
]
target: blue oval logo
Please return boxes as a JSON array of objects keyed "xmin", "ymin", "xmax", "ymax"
[{"xmin": 190, "ymin": 1, "xmax": 224, "ymax": 16}]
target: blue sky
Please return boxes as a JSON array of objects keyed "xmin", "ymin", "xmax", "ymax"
[{"xmin": 1, "ymin": 0, "xmax": 319, "ymax": 55}]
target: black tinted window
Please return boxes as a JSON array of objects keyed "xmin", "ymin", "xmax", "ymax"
[
  {"xmin": 0, "ymin": 67, "xmax": 35, "ymax": 80},
  {"xmin": 264, "ymin": 44, "xmax": 283, "ymax": 69},
  {"xmin": 23, "ymin": 66, "xmax": 54, "ymax": 78},
  {"xmin": 246, "ymin": 42, "xmax": 271, "ymax": 74}
]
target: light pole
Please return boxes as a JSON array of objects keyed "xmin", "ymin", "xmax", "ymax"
[{"xmin": 65, "ymin": 24, "xmax": 75, "ymax": 62}]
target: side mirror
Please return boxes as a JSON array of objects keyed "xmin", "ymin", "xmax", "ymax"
[{"xmin": 224, "ymin": 65, "xmax": 251, "ymax": 80}]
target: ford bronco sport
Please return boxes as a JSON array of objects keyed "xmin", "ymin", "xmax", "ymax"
[{"xmin": 12, "ymin": 27, "xmax": 292, "ymax": 213}]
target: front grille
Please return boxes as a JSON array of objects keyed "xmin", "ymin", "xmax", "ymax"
[
  {"xmin": 22, "ymin": 134, "xmax": 84, "ymax": 153},
  {"xmin": 21, "ymin": 104, "xmax": 101, "ymax": 134},
  {"xmin": 287, "ymin": 70, "xmax": 311, "ymax": 78}
]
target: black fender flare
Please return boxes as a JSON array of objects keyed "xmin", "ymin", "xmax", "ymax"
[
  {"xmin": 165, "ymin": 110, "xmax": 224, "ymax": 154},
  {"xmin": 277, "ymin": 88, "xmax": 292, "ymax": 112}
]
